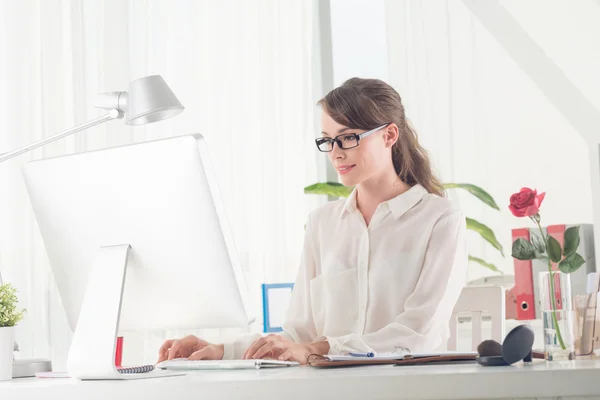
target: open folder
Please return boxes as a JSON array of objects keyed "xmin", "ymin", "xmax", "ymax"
[{"xmin": 307, "ymin": 352, "xmax": 478, "ymax": 368}]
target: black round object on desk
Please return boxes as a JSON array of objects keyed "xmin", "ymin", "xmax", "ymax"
[{"xmin": 476, "ymin": 324, "xmax": 535, "ymax": 366}]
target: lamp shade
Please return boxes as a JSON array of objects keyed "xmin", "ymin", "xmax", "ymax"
[
  {"xmin": 123, "ymin": 75, "xmax": 184, "ymax": 126},
  {"xmin": 1, "ymin": 75, "xmax": 185, "ymax": 165}
]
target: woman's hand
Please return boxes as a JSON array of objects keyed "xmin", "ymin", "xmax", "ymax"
[
  {"xmin": 243, "ymin": 335, "xmax": 330, "ymax": 364},
  {"xmin": 242, "ymin": 334, "xmax": 290, "ymax": 360},
  {"xmin": 157, "ymin": 335, "xmax": 224, "ymax": 363}
]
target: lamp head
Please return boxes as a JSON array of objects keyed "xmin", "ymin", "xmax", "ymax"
[{"xmin": 95, "ymin": 75, "xmax": 184, "ymax": 125}]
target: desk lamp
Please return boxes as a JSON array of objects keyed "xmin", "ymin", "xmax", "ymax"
[{"xmin": 0, "ymin": 74, "xmax": 184, "ymax": 377}]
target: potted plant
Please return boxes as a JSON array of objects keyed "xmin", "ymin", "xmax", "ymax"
[
  {"xmin": 509, "ymin": 187, "xmax": 585, "ymax": 360},
  {"xmin": 0, "ymin": 283, "xmax": 25, "ymax": 381}
]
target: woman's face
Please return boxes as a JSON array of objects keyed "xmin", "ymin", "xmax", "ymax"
[{"xmin": 319, "ymin": 111, "xmax": 397, "ymax": 187}]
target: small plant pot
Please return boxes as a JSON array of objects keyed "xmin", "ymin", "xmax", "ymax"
[{"xmin": 0, "ymin": 326, "xmax": 15, "ymax": 381}]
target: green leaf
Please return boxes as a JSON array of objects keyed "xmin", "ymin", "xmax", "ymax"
[
  {"xmin": 511, "ymin": 238, "xmax": 536, "ymax": 260},
  {"xmin": 547, "ymin": 236, "xmax": 562, "ymax": 263},
  {"xmin": 304, "ymin": 182, "xmax": 353, "ymax": 198},
  {"xmin": 558, "ymin": 252, "xmax": 585, "ymax": 273},
  {"xmin": 529, "ymin": 229, "xmax": 546, "ymax": 254},
  {"xmin": 0, "ymin": 283, "xmax": 26, "ymax": 328},
  {"xmin": 563, "ymin": 226, "xmax": 580, "ymax": 257},
  {"xmin": 468, "ymin": 255, "xmax": 503, "ymax": 273},
  {"xmin": 443, "ymin": 183, "xmax": 499, "ymax": 210},
  {"xmin": 466, "ymin": 218, "xmax": 504, "ymax": 257}
]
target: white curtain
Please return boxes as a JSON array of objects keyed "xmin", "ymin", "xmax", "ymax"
[
  {"xmin": 385, "ymin": 0, "xmax": 599, "ymax": 282},
  {"xmin": 0, "ymin": 0, "xmax": 325, "ymax": 369}
]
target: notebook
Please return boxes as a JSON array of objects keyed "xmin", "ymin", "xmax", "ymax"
[
  {"xmin": 117, "ymin": 364, "xmax": 155, "ymax": 374},
  {"xmin": 35, "ymin": 365, "xmax": 156, "ymax": 378},
  {"xmin": 155, "ymin": 359, "xmax": 299, "ymax": 370},
  {"xmin": 324, "ymin": 352, "xmax": 406, "ymax": 361},
  {"xmin": 307, "ymin": 352, "xmax": 478, "ymax": 368}
]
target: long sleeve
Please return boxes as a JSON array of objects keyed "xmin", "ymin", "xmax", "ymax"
[
  {"xmin": 323, "ymin": 210, "xmax": 468, "ymax": 355},
  {"xmin": 221, "ymin": 333, "xmax": 262, "ymax": 360},
  {"xmin": 279, "ymin": 212, "xmax": 319, "ymax": 343},
  {"xmin": 222, "ymin": 213, "xmax": 318, "ymax": 359}
]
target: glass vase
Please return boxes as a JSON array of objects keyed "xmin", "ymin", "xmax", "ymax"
[
  {"xmin": 574, "ymin": 292, "xmax": 599, "ymax": 358},
  {"xmin": 539, "ymin": 270, "xmax": 576, "ymax": 361}
]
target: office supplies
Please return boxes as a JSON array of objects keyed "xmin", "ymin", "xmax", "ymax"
[
  {"xmin": 325, "ymin": 353, "xmax": 404, "ymax": 361},
  {"xmin": 574, "ymin": 277, "xmax": 600, "ymax": 357},
  {"xmin": 476, "ymin": 325, "xmax": 535, "ymax": 366},
  {"xmin": 115, "ymin": 337, "xmax": 123, "ymax": 367},
  {"xmin": 348, "ymin": 352, "xmax": 374, "ymax": 357},
  {"xmin": 307, "ymin": 352, "xmax": 477, "ymax": 368},
  {"xmin": 34, "ymin": 365, "xmax": 157, "ymax": 379},
  {"xmin": 505, "ymin": 286, "xmax": 518, "ymax": 319},
  {"xmin": 156, "ymin": 359, "xmax": 298, "ymax": 371},
  {"xmin": 511, "ymin": 228, "xmax": 536, "ymax": 320},
  {"xmin": 21, "ymin": 134, "xmax": 252, "ymax": 380},
  {"xmin": 116, "ymin": 365, "xmax": 154, "ymax": 374},
  {"xmin": 0, "ymin": 74, "xmax": 183, "ymax": 379},
  {"xmin": 547, "ymin": 225, "xmax": 565, "ymax": 307}
]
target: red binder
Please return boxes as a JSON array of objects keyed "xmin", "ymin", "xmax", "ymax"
[
  {"xmin": 547, "ymin": 225, "xmax": 565, "ymax": 310},
  {"xmin": 512, "ymin": 228, "xmax": 536, "ymax": 320},
  {"xmin": 115, "ymin": 336, "xmax": 123, "ymax": 367},
  {"xmin": 505, "ymin": 287, "xmax": 517, "ymax": 319}
]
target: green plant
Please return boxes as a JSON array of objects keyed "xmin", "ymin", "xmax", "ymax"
[
  {"xmin": 510, "ymin": 187, "xmax": 585, "ymax": 350},
  {"xmin": 304, "ymin": 182, "xmax": 504, "ymax": 273},
  {"xmin": 0, "ymin": 283, "xmax": 26, "ymax": 327}
]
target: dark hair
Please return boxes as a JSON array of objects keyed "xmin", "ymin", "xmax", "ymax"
[{"xmin": 318, "ymin": 77, "xmax": 444, "ymax": 197}]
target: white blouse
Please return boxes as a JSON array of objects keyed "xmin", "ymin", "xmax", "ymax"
[{"xmin": 222, "ymin": 184, "xmax": 468, "ymax": 359}]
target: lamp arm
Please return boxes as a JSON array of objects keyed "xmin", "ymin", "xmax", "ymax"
[
  {"xmin": 0, "ymin": 109, "xmax": 124, "ymax": 360},
  {"xmin": 0, "ymin": 109, "xmax": 124, "ymax": 164}
]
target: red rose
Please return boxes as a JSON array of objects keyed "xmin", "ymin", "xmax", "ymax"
[{"xmin": 509, "ymin": 188, "xmax": 545, "ymax": 218}]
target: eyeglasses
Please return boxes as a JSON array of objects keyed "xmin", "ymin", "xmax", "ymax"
[{"xmin": 315, "ymin": 123, "xmax": 390, "ymax": 152}]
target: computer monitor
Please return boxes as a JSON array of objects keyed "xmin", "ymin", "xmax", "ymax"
[{"xmin": 21, "ymin": 134, "xmax": 252, "ymax": 379}]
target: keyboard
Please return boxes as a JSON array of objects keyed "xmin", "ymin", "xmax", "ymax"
[{"xmin": 155, "ymin": 359, "xmax": 299, "ymax": 370}]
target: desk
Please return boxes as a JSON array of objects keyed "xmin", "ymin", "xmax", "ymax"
[{"xmin": 1, "ymin": 360, "xmax": 600, "ymax": 400}]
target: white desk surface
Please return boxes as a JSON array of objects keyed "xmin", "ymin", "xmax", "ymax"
[{"xmin": 2, "ymin": 360, "xmax": 600, "ymax": 400}]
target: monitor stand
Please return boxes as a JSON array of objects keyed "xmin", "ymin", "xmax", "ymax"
[{"xmin": 66, "ymin": 244, "xmax": 183, "ymax": 380}]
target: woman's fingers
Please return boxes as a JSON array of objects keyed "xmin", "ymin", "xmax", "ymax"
[
  {"xmin": 243, "ymin": 336, "xmax": 268, "ymax": 359},
  {"xmin": 251, "ymin": 342, "xmax": 277, "ymax": 360},
  {"xmin": 278, "ymin": 349, "xmax": 293, "ymax": 361},
  {"xmin": 157, "ymin": 339, "xmax": 174, "ymax": 363},
  {"xmin": 188, "ymin": 347, "xmax": 211, "ymax": 360},
  {"xmin": 167, "ymin": 339, "xmax": 182, "ymax": 360},
  {"xmin": 243, "ymin": 335, "xmax": 284, "ymax": 359},
  {"xmin": 253, "ymin": 342, "xmax": 288, "ymax": 360}
]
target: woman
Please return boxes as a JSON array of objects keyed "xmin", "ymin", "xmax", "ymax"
[{"xmin": 157, "ymin": 78, "xmax": 468, "ymax": 364}]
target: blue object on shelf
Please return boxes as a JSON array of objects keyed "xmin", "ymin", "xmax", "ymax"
[{"xmin": 262, "ymin": 283, "xmax": 294, "ymax": 333}]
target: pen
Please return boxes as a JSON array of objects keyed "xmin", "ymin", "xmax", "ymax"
[{"xmin": 349, "ymin": 352, "xmax": 375, "ymax": 357}]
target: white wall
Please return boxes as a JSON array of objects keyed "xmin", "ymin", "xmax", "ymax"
[
  {"xmin": 332, "ymin": 0, "xmax": 600, "ymax": 283},
  {"xmin": 329, "ymin": 0, "xmax": 388, "ymax": 85}
]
